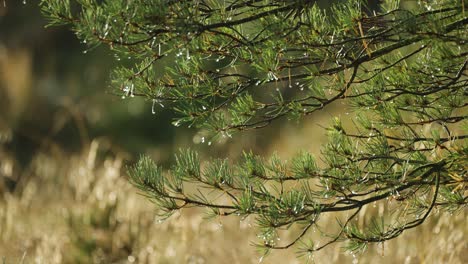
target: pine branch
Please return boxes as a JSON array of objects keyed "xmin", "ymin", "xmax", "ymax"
[{"xmin": 41, "ymin": 0, "xmax": 468, "ymax": 258}]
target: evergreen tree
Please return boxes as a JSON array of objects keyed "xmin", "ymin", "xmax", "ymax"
[{"xmin": 40, "ymin": 0, "xmax": 467, "ymax": 258}]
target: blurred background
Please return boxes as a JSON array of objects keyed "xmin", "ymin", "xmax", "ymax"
[{"xmin": 0, "ymin": 1, "xmax": 466, "ymax": 264}]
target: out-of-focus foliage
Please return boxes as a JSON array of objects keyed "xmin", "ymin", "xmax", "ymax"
[
  {"xmin": 39, "ymin": 0, "xmax": 467, "ymax": 260},
  {"xmin": 0, "ymin": 1, "xmax": 180, "ymax": 160}
]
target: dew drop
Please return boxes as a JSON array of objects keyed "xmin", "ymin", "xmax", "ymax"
[
  {"xmin": 268, "ymin": 72, "xmax": 278, "ymax": 81},
  {"xmin": 151, "ymin": 99, "xmax": 157, "ymax": 114},
  {"xmin": 123, "ymin": 85, "xmax": 130, "ymax": 96}
]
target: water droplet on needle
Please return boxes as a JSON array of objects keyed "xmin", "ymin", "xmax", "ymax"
[{"xmin": 151, "ymin": 99, "xmax": 156, "ymax": 114}]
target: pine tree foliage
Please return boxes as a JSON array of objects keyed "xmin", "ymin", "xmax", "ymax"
[{"xmin": 41, "ymin": 0, "xmax": 467, "ymax": 258}]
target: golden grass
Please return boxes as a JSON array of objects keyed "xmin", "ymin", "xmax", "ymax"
[{"xmin": 0, "ymin": 135, "xmax": 466, "ymax": 263}]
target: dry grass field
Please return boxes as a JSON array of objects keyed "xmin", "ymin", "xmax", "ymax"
[{"xmin": 1, "ymin": 118, "xmax": 466, "ymax": 263}]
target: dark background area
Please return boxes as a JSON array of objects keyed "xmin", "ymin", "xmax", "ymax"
[{"xmin": 0, "ymin": 1, "xmax": 180, "ymax": 165}]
